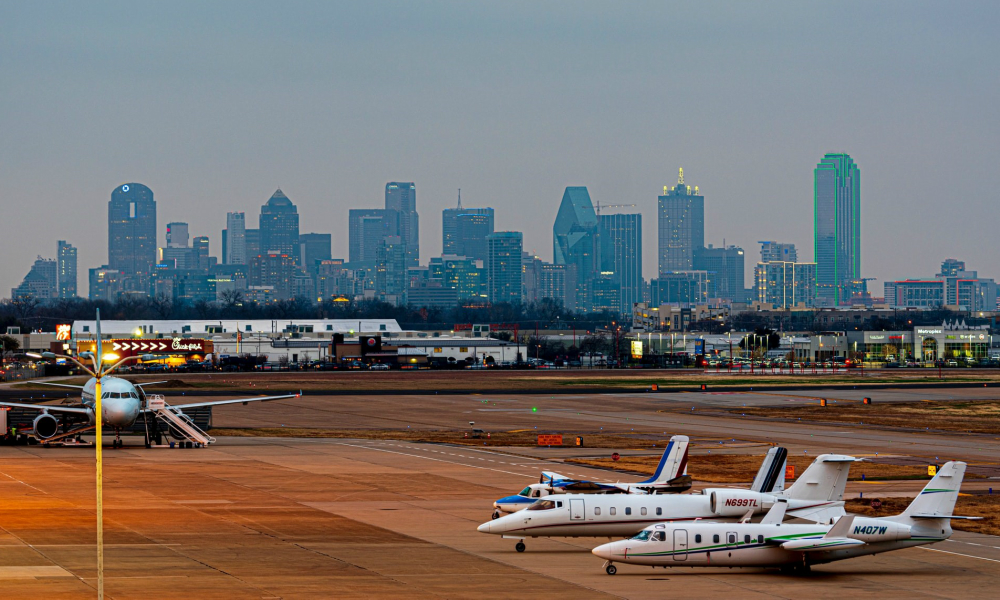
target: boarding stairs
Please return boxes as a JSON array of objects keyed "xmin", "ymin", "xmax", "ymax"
[{"xmin": 146, "ymin": 395, "xmax": 215, "ymax": 446}]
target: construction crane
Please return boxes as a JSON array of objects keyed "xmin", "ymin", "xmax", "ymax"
[{"xmin": 594, "ymin": 201, "xmax": 636, "ymax": 216}]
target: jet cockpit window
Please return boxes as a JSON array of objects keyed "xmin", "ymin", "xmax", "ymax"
[
  {"xmin": 518, "ymin": 487, "xmax": 532, "ymax": 497},
  {"xmin": 631, "ymin": 530, "xmax": 652, "ymax": 541},
  {"xmin": 527, "ymin": 500, "xmax": 557, "ymax": 511},
  {"xmin": 651, "ymin": 531, "xmax": 665, "ymax": 542},
  {"xmin": 531, "ymin": 490, "xmax": 541, "ymax": 498}
]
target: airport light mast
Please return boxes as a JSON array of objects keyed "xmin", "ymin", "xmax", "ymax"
[{"xmin": 30, "ymin": 309, "xmax": 155, "ymax": 600}]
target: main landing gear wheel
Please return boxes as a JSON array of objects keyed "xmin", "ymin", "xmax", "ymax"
[
  {"xmin": 606, "ymin": 564, "xmax": 617, "ymax": 576},
  {"xmin": 492, "ymin": 510, "xmax": 500, "ymax": 520},
  {"xmin": 515, "ymin": 541, "xmax": 526, "ymax": 553}
]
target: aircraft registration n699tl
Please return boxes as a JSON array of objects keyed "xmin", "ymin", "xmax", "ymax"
[
  {"xmin": 479, "ymin": 453, "xmax": 857, "ymax": 553},
  {"xmin": 592, "ymin": 461, "xmax": 975, "ymax": 575}
]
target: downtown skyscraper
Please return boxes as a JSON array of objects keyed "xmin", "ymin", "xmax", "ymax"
[
  {"xmin": 657, "ymin": 169, "xmax": 704, "ymax": 273},
  {"xmin": 385, "ymin": 182, "xmax": 419, "ymax": 267},
  {"xmin": 108, "ymin": 182, "xmax": 157, "ymax": 288},
  {"xmin": 442, "ymin": 192, "xmax": 494, "ymax": 262},
  {"xmin": 598, "ymin": 213, "xmax": 642, "ymax": 314},
  {"xmin": 56, "ymin": 240, "xmax": 77, "ymax": 298},
  {"xmin": 259, "ymin": 189, "xmax": 300, "ymax": 260},
  {"xmin": 814, "ymin": 153, "xmax": 861, "ymax": 305}
]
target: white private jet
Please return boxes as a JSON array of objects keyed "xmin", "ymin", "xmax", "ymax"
[
  {"xmin": 491, "ymin": 435, "xmax": 698, "ymax": 518},
  {"xmin": 2, "ymin": 372, "xmax": 298, "ymax": 447},
  {"xmin": 593, "ymin": 461, "xmax": 973, "ymax": 575},
  {"xmin": 478, "ymin": 453, "xmax": 856, "ymax": 552}
]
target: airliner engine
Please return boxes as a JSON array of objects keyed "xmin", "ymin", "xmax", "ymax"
[{"xmin": 32, "ymin": 413, "xmax": 60, "ymax": 439}]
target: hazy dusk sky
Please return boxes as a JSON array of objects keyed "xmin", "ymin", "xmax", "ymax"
[{"xmin": 2, "ymin": 1, "xmax": 998, "ymax": 297}]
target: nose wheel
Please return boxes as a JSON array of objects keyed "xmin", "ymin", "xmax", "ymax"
[
  {"xmin": 492, "ymin": 510, "xmax": 500, "ymax": 520},
  {"xmin": 604, "ymin": 562, "xmax": 616, "ymax": 576},
  {"xmin": 515, "ymin": 541, "xmax": 526, "ymax": 553}
]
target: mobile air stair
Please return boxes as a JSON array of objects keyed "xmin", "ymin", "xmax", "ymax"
[{"xmin": 145, "ymin": 395, "xmax": 215, "ymax": 447}]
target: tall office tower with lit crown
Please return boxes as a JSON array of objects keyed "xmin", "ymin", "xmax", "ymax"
[
  {"xmin": 599, "ymin": 213, "xmax": 642, "ymax": 314},
  {"xmin": 487, "ymin": 231, "xmax": 523, "ymax": 303},
  {"xmin": 814, "ymin": 153, "xmax": 860, "ymax": 305},
  {"xmin": 259, "ymin": 189, "xmax": 300, "ymax": 261},
  {"xmin": 385, "ymin": 182, "xmax": 419, "ymax": 266},
  {"xmin": 57, "ymin": 240, "xmax": 77, "ymax": 298},
  {"xmin": 658, "ymin": 169, "xmax": 704, "ymax": 274},
  {"xmin": 225, "ymin": 212, "xmax": 246, "ymax": 265},
  {"xmin": 108, "ymin": 183, "xmax": 157, "ymax": 288}
]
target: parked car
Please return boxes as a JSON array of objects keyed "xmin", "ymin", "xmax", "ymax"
[{"xmin": 371, "ymin": 363, "xmax": 390, "ymax": 371}]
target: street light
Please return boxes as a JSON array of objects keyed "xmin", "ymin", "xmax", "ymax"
[{"xmin": 34, "ymin": 311, "xmax": 152, "ymax": 600}]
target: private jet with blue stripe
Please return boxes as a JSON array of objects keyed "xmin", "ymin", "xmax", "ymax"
[{"xmin": 491, "ymin": 436, "xmax": 693, "ymax": 518}]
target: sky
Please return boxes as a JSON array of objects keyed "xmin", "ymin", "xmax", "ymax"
[{"xmin": 2, "ymin": 1, "xmax": 999, "ymax": 298}]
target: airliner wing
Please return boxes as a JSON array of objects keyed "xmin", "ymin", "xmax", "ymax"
[
  {"xmin": 134, "ymin": 381, "xmax": 169, "ymax": 388},
  {"xmin": 149, "ymin": 393, "xmax": 301, "ymax": 411},
  {"xmin": 0, "ymin": 401, "xmax": 91, "ymax": 414},
  {"xmin": 31, "ymin": 381, "xmax": 86, "ymax": 390}
]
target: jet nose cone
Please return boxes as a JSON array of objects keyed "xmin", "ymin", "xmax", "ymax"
[
  {"xmin": 592, "ymin": 543, "xmax": 613, "ymax": 560},
  {"xmin": 477, "ymin": 522, "xmax": 491, "ymax": 534}
]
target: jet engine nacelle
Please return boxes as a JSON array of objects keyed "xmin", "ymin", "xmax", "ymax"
[
  {"xmin": 33, "ymin": 413, "xmax": 60, "ymax": 439},
  {"xmin": 708, "ymin": 489, "xmax": 776, "ymax": 516}
]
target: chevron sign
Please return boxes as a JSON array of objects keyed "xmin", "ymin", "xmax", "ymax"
[{"xmin": 79, "ymin": 338, "xmax": 210, "ymax": 358}]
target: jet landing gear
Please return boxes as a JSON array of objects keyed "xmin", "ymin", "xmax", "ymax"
[
  {"xmin": 515, "ymin": 541, "xmax": 526, "ymax": 553},
  {"xmin": 492, "ymin": 510, "xmax": 501, "ymax": 520},
  {"xmin": 111, "ymin": 429, "xmax": 124, "ymax": 449},
  {"xmin": 603, "ymin": 561, "xmax": 616, "ymax": 575}
]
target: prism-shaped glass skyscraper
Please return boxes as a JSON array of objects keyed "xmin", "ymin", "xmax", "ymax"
[{"xmin": 814, "ymin": 153, "xmax": 860, "ymax": 305}]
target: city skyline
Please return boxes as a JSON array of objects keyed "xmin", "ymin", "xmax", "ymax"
[{"xmin": 2, "ymin": 3, "xmax": 999, "ymax": 297}]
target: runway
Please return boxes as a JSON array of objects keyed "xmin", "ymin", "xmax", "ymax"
[{"xmin": 1, "ymin": 436, "xmax": 998, "ymax": 599}]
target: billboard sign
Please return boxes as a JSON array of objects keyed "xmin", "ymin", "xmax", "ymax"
[{"xmin": 56, "ymin": 324, "xmax": 72, "ymax": 341}]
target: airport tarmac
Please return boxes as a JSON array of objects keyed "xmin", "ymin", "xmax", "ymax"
[
  {"xmin": 200, "ymin": 387, "xmax": 1000, "ymax": 462},
  {"xmin": 1, "ymin": 436, "xmax": 998, "ymax": 599}
]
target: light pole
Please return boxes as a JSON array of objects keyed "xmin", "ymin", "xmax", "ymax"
[{"xmin": 30, "ymin": 313, "xmax": 154, "ymax": 600}]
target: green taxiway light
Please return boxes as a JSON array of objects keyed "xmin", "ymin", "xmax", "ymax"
[{"xmin": 532, "ymin": 407, "xmax": 537, "ymax": 412}]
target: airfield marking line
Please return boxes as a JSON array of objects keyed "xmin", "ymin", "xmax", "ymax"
[
  {"xmin": 338, "ymin": 442, "xmax": 534, "ymax": 478},
  {"xmin": 946, "ymin": 539, "xmax": 1000, "ymax": 550},
  {"xmin": 917, "ymin": 546, "xmax": 1000, "ymax": 563}
]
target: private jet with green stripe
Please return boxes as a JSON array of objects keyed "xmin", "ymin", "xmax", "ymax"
[{"xmin": 593, "ymin": 461, "xmax": 974, "ymax": 573}]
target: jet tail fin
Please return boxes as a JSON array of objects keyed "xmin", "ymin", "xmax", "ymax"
[
  {"xmin": 638, "ymin": 435, "xmax": 689, "ymax": 485},
  {"xmin": 750, "ymin": 446, "xmax": 788, "ymax": 493},
  {"xmin": 897, "ymin": 461, "xmax": 967, "ymax": 523},
  {"xmin": 782, "ymin": 454, "xmax": 857, "ymax": 501},
  {"xmin": 760, "ymin": 499, "xmax": 787, "ymax": 524},
  {"xmin": 825, "ymin": 514, "xmax": 855, "ymax": 538}
]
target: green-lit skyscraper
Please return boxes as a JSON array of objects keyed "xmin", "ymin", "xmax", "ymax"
[{"xmin": 814, "ymin": 153, "xmax": 860, "ymax": 305}]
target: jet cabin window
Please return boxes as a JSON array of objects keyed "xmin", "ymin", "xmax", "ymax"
[
  {"xmin": 610, "ymin": 507, "xmax": 616, "ymax": 516},
  {"xmin": 758, "ymin": 535, "xmax": 764, "ymax": 544},
  {"xmin": 695, "ymin": 534, "xmax": 702, "ymax": 543},
  {"xmin": 594, "ymin": 507, "xmax": 601, "ymax": 516},
  {"xmin": 713, "ymin": 534, "xmax": 720, "ymax": 543},
  {"xmin": 656, "ymin": 507, "xmax": 662, "ymax": 516},
  {"xmin": 745, "ymin": 535, "xmax": 751, "ymax": 544},
  {"xmin": 640, "ymin": 507, "xmax": 647, "ymax": 516},
  {"xmin": 625, "ymin": 507, "xmax": 631, "ymax": 516}
]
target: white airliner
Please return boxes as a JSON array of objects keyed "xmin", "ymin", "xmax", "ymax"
[
  {"xmin": 491, "ymin": 435, "xmax": 699, "ymax": 518},
  {"xmin": 593, "ymin": 461, "xmax": 973, "ymax": 575},
  {"xmin": 478, "ymin": 453, "xmax": 855, "ymax": 552},
  {"xmin": 0, "ymin": 375, "xmax": 298, "ymax": 447}
]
